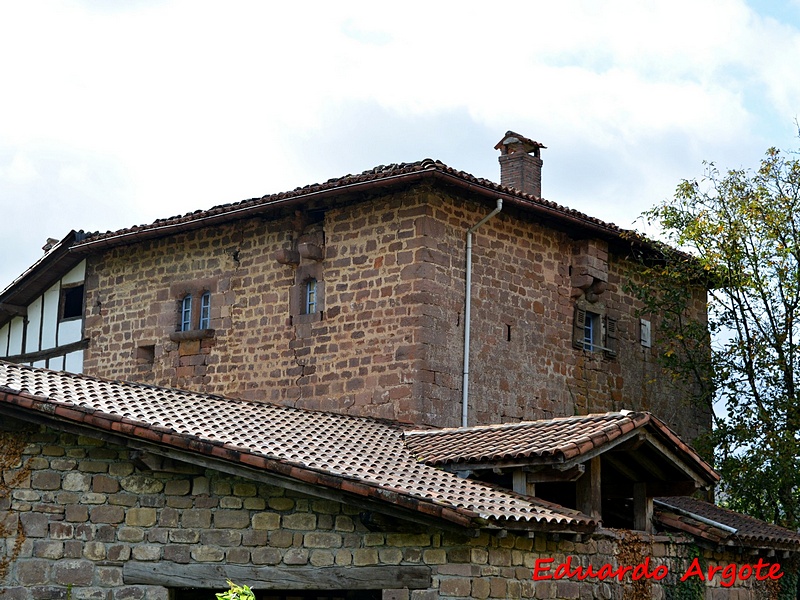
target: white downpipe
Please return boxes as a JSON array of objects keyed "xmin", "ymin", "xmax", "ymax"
[{"xmin": 462, "ymin": 199, "xmax": 503, "ymax": 428}]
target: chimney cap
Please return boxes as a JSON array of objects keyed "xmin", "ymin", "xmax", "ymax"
[{"xmin": 494, "ymin": 131, "xmax": 546, "ymax": 157}]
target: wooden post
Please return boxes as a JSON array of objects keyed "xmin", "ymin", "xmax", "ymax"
[
  {"xmin": 576, "ymin": 456, "xmax": 601, "ymax": 521},
  {"xmin": 633, "ymin": 482, "xmax": 653, "ymax": 532},
  {"xmin": 513, "ymin": 469, "xmax": 527, "ymax": 495}
]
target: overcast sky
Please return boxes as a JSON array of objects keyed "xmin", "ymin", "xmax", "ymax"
[{"xmin": 2, "ymin": 0, "xmax": 800, "ymax": 288}]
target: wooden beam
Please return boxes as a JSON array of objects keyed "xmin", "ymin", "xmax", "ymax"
[
  {"xmin": 633, "ymin": 482, "xmax": 653, "ymax": 533},
  {"xmin": 0, "ymin": 303, "xmax": 26, "ymax": 316},
  {"xmin": 576, "ymin": 456, "xmax": 601, "ymax": 521},
  {"xmin": 643, "ymin": 433, "xmax": 710, "ymax": 487},
  {"xmin": 527, "ymin": 464, "xmax": 585, "ymax": 483},
  {"xmin": 123, "ymin": 561, "xmax": 432, "ymax": 589},
  {"xmin": 512, "ymin": 469, "xmax": 527, "ymax": 495}
]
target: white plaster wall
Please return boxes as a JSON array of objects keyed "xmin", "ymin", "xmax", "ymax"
[
  {"xmin": 24, "ymin": 298, "xmax": 41, "ymax": 354},
  {"xmin": 41, "ymin": 283, "xmax": 59, "ymax": 349}
]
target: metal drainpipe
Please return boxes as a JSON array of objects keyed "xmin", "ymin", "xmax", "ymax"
[{"xmin": 462, "ymin": 199, "xmax": 503, "ymax": 428}]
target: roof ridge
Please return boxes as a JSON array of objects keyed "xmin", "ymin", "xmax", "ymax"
[
  {"xmin": 71, "ymin": 158, "xmax": 634, "ymax": 252},
  {"xmin": 404, "ymin": 411, "xmax": 646, "ymax": 437}
]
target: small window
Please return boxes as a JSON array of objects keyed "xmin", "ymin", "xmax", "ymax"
[
  {"xmin": 199, "ymin": 292, "xmax": 211, "ymax": 329},
  {"xmin": 60, "ymin": 285, "xmax": 84, "ymax": 321},
  {"xmin": 180, "ymin": 295, "xmax": 193, "ymax": 332},
  {"xmin": 573, "ymin": 305, "xmax": 617, "ymax": 357},
  {"xmin": 304, "ymin": 279, "xmax": 317, "ymax": 315},
  {"xmin": 583, "ymin": 311, "xmax": 599, "ymax": 351}
]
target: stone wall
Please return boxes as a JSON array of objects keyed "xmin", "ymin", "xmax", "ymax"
[
  {"xmin": 0, "ymin": 427, "xmax": 787, "ymax": 600},
  {"xmin": 81, "ymin": 181, "xmax": 711, "ymax": 439}
]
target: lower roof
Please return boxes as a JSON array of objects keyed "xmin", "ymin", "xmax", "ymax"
[{"xmin": 0, "ymin": 361, "xmax": 595, "ymax": 532}]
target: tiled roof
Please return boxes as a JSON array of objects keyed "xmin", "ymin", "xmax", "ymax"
[
  {"xmin": 0, "ymin": 361, "xmax": 595, "ymax": 532},
  {"xmin": 655, "ymin": 496, "xmax": 800, "ymax": 549},
  {"xmin": 404, "ymin": 412, "xmax": 719, "ymax": 484},
  {"xmin": 72, "ymin": 159, "xmax": 633, "ymax": 251}
]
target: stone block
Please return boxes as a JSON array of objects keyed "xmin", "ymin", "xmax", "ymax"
[
  {"xmin": 282, "ymin": 512, "xmax": 316, "ymax": 530},
  {"xmin": 303, "ymin": 532, "xmax": 342, "ymax": 548},
  {"xmin": 181, "ymin": 509, "xmax": 211, "ymax": 528},
  {"xmin": 386, "ymin": 533, "xmax": 431, "ymax": 547},
  {"xmin": 214, "ymin": 509, "xmax": 250, "ymax": 529},
  {"xmin": 20, "ymin": 512, "xmax": 49, "ymax": 537},
  {"xmin": 126, "ymin": 508, "xmax": 157, "ymax": 527},
  {"xmin": 383, "ymin": 590, "xmax": 409, "ymax": 600},
  {"xmin": 33, "ymin": 540, "xmax": 64, "ymax": 559},
  {"xmin": 201, "ymin": 530, "xmax": 241, "ymax": 546},
  {"xmin": 31, "ymin": 471, "xmax": 61, "ymax": 491},
  {"xmin": 283, "ymin": 548, "xmax": 309, "ymax": 565},
  {"xmin": 191, "ymin": 476, "xmax": 210, "ymax": 495},
  {"xmin": 268, "ymin": 497, "xmax": 294, "ymax": 511},
  {"xmin": 92, "ymin": 475, "xmax": 119, "ymax": 493},
  {"xmin": 163, "ymin": 544, "xmax": 191, "ymax": 564},
  {"xmin": 268, "ymin": 530, "xmax": 293, "ymax": 548},
  {"xmin": 49, "ymin": 523, "xmax": 73, "ymax": 540},
  {"xmin": 53, "ymin": 559, "xmax": 94, "ymax": 586},
  {"xmin": 16, "ymin": 559, "xmax": 50, "ymax": 585},
  {"xmin": 90, "ymin": 505, "xmax": 124, "ymax": 524},
  {"xmin": 379, "ymin": 548, "xmax": 403, "ymax": 565},
  {"xmin": 251, "ymin": 547, "xmax": 282, "ymax": 565},
  {"xmin": 112, "ymin": 528, "xmax": 142, "ymax": 547},
  {"xmin": 233, "ymin": 483, "xmax": 257, "ymax": 497},
  {"xmin": 423, "ymin": 548, "xmax": 447, "ymax": 565},
  {"xmin": 65, "ymin": 505, "xmax": 89, "ymax": 523},
  {"xmin": 252, "ymin": 512, "xmax": 280, "ymax": 530},
  {"xmin": 97, "ymin": 565, "xmax": 123, "ymax": 587},
  {"xmin": 108, "ymin": 544, "xmax": 132, "ymax": 561},
  {"xmin": 472, "ymin": 578, "xmax": 491, "ymax": 599},
  {"xmin": 226, "ymin": 547, "xmax": 251, "ymax": 564},
  {"xmin": 132, "ymin": 545, "xmax": 162, "ymax": 561},
  {"xmin": 164, "ymin": 480, "xmax": 191, "ymax": 496},
  {"xmin": 83, "ymin": 541, "xmax": 106, "ymax": 561},
  {"xmin": 241, "ymin": 530, "xmax": 268, "ymax": 546},
  {"xmin": 310, "ymin": 549, "xmax": 335, "ymax": 567},
  {"xmin": 353, "ymin": 548, "xmax": 379, "ymax": 566},
  {"xmin": 120, "ymin": 475, "xmax": 164, "ymax": 494},
  {"xmin": 243, "ymin": 498, "xmax": 266, "ymax": 510},
  {"xmin": 169, "ymin": 529, "xmax": 200, "ymax": 544},
  {"xmin": 439, "ymin": 578, "xmax": 471, "ymax": 597},
  {"xmin": 219, "ymin": 497, "xmax": 243, "ymax": 509}
]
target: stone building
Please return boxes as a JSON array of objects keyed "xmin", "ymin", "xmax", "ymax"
[
  {"xmin": 0, "ymin": 132, "xmax": 798, "ymax": 599},
  {"xmin": 2, "ymin": 132, "xmax": 709, "ymax": 440}
]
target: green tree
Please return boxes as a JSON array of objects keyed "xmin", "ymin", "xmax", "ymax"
[{"xmin": 639, "ymin": 145, "xmax": 800, "ymax": 529}]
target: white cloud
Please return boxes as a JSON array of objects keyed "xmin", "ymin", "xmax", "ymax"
[{"xmin": 1, "ymin": 0, "xmax": 800, "ymax": 286}]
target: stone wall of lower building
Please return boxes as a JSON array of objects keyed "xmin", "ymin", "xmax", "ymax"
[{"xmin": 0, "ymin": 428, "xmax": 788, "ymax": 599}]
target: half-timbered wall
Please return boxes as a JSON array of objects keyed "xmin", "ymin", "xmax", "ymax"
[{"xmin": 0, "ymin": 260, "xmax": 86, "ymax": 372}]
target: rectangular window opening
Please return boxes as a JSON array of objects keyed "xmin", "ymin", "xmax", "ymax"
[
  {"xmin": 199, "ymin": 291, "xmax": 211, "ymax": 329},
  {"xmin": 180, "ymin": 295, "xmax": 193, "ymax": 332},
  {"xmin": 304, "ymin": 279, "xmax": 317, "ymax": 315},
  {"xmin": 60, "ymin": 284, "xmax": 84, "ymax": 321}
]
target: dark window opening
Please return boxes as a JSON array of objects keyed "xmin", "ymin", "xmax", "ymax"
[{"xmin": 60, "ymin": 285, "xmax": 84, "ymax": 320}]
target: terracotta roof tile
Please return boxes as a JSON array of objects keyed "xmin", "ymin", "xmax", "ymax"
[
  {"xmin": 655, "ymin": 496, "xmax": 800, "ymax": 549},
  {"xmin": 404, "ymin": 411, "xmax": 719, "ymax": 485},
  {"xmin": 404, "ymin": 412, "xmax": 651, "ymax": 465},
  {"xmin": 72, "ymin": 160, "xmax": 633, "ymax": 251},
  {"xmin": 0, "ymin": 361, "xmax": 595, "ymax": 531}
]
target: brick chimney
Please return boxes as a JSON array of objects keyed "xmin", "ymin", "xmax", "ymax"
[{"xmin": 494, "ymin": 131, "xmax": 546, "ymax": 197}]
